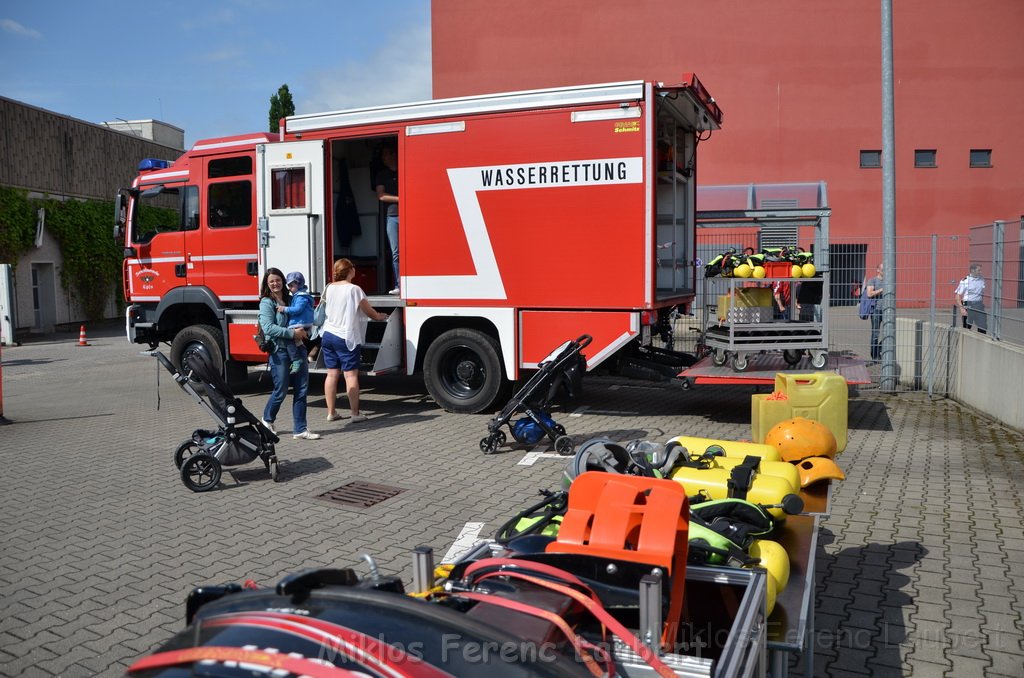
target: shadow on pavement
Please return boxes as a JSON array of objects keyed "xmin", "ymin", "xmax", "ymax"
[
  {"xmin": 0, "ymin": 357, "xmax": 67, "ymax": 367},
  {"xmin": 226, "ymin": 456, "xmax": 334, "ymax": 485},
  {"xmin": 806, "ymin": 528, "xmax": 926, "ymax": 676},
  {"xmin": 848, "ymin": 399, "xmax": 894, "ymax": 432},
  {"xmin": 11, "ymin": 412, "xmax": 116, "ymax": 424}
]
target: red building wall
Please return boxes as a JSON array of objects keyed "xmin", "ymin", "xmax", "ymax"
[{"xmin": 431, "ymin": 0, "xmax": 1024, "ymax": 240}]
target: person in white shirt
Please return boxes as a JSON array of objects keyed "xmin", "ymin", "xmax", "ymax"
[
  {"xmin": 321, "ymin": 258, "xmax": 389, "ymax": 423},
  {"xmin": 955, "ymin": 263, "xmax": 987, "ymax": 334}
]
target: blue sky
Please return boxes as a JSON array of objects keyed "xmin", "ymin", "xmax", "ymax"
[{"xmin": 0, "ymin": 0, "xmax": 432, "ymax": 147}]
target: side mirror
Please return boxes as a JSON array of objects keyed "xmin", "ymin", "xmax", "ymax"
[{"xmin": 113, "ymin": 191, "xmax": 128, "ymax": 241}]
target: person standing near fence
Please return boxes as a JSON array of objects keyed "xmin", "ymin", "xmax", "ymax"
[
  {"xmin": 955, "ymin": 263, "xmax": 987, "ymax": 334},
  {"xmin": 863, "ymin": 263, "xmax": 885, "ymax": 361}
]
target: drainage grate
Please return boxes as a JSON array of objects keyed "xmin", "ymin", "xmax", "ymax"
[{"xmin": 316, "ymin": 481, "xmax": 404, "ymax": 508}]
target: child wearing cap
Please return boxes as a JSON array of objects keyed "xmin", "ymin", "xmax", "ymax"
[{"xmin": 278, "ymin": 272, "xmax": 315, "ymax": 374}]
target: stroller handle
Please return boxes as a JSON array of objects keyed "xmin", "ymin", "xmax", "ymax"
[{"xmin": 574, "ymin": 334, "xmax": 593, "ymax": 349}]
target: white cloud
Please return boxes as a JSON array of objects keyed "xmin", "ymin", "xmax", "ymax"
[
  {"xmin": 299, "ymin": 21, "xmax": 432, "ymax": 115},
  {"xmin": 198, "ymin": 46, "xmax": 246, "ymax": 64},
  {"xmin": 2, "ymin": 19, "xmax": 42, "ymax": 39}
]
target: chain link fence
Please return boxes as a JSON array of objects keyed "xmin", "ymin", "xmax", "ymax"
[{"xmin": 659, "ymin": 218, "xmax": 1023, "ymax": 393}]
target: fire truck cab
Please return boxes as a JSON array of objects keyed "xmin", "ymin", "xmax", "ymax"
[{"xmin": 116, "ymin": 76, "xmax": 722, "ymax": 413}]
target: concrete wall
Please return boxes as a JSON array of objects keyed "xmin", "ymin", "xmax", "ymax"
[
  {"xmin": 952, "ymin": 329, "xmax": 1024, "ymax": 431},
  {"xmin": 10, "ymin": 228, "xmax": 119, "ymax": 334},
  {"xmin": 893, "ymin": 315, "xmax": 1024, "ymax": 430},
  {"xmin": 0, "ymin": 97, "xmax": 182, "ymax": 332},
  {"xmin": 0, "ymin": 97, "xmax": 181, "ymax": 201},
  {"xmin": 100, "ymin": 120, "xmax": 184, "ymax": 152},
  {"xmin": 894, "ymin": 316, "xmax": 957, "ymax": 395}
]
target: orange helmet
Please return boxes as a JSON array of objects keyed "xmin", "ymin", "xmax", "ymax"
[
  {"xmin": 764, "ymin": 417, "xmax": 838, "ymax": 462},
  {"xmin": 796, "ymin": 456, "xmax": 846, "ymax": 487}
]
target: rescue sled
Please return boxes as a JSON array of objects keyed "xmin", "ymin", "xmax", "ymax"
[{"xmin": 128, "ymin": 471, "xmax": 771, "ymax": 677}]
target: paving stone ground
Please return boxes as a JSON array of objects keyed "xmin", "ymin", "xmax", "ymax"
[{"xmin": 1, "ymin": 323, "xmax": 1023, "ymax": 677}]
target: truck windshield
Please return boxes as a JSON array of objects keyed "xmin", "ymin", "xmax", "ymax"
[{"xmin": 132, "ymin": 185, "xmax": 198, "ymax": 244}]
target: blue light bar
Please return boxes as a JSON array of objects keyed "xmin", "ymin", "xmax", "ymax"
[{"xmin": 138, "ymin": 158, "xmax": 172, "ymax": 171}]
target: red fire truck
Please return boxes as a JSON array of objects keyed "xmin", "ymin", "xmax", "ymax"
[{"xmin": 115, "ymin": 75, "xmax": 722, "ymax": 413}]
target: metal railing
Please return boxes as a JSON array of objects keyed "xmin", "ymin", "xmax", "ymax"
[{"xmin": 660, "ymin": 218, "xmax": 1024, "ymax": 393}]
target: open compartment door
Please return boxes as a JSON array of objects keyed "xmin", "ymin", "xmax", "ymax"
[{"xmin": 256, "ymin": 140, "xmax": 327, "ymax": 293}]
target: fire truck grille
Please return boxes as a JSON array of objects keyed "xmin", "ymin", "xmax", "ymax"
[{"xmin": 316, "ymin": 481, "xmax": 405, "ymax": 508}]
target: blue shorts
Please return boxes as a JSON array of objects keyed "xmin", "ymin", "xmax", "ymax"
[{"xmin": 322, "ymin": 332, "xmax": 361, "ymax": 371}]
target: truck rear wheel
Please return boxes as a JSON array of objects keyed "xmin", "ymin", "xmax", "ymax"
[
  {"xmin": 424, "ymin": 328, "xmax": 508, "ymax": 414},
  {"xmin": 170, "ymin": 324, "xmax": 225, "ymax": 383}
]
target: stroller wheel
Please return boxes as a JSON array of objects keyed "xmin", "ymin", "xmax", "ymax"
[
  {"xmin": 554, "ymin": 423, "xmax": 567, "ymax": 436},
  {"xmin": 174, "ymin": 439, "xmax": 201, "ymax": 469},
  {"xmin": 180, "ymin": 453, "xmax": 222, "ymax": 492},
  {"xmin": 554, "ymin": 435, "xmax": 574, "ymax": 456},
  {"xmin": 480, "ymin": 436, "xmax": 500, "ymax": 455},
  {"xmin": 270, "ymin": 458, "xmax": 280, "ymax": 482}
]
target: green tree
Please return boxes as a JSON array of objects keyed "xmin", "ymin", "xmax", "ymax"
[{"xmin": 268, "ymin": 84, "xmax": 295, "ymax": 133}]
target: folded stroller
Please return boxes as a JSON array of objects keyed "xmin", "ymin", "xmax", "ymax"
[
  {"xmin": 480, "ymin": 334, "xmax": 591, "ymax": 455},
  {"xmin": 153, "ymin": 350, "xmax": 280, "ymax": 492}
]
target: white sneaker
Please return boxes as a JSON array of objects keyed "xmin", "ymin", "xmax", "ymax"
[
  {"xmin": 348, "ymin": 414, "xmax": 368, "ymax": 424},
  {"xmin": 388, "ymin": 288, "xmax": 400, "ymax": 295},
  {"xmin": 261, "ymin": 419, "xmax": 276, "ymax": 434},
  {"xmin": 326, "ymin": 412, "xmax": 343, "ymax": 422},
  {"xmin": 293, "ymin": 430, "xmax": 321, "ymax": 440}
]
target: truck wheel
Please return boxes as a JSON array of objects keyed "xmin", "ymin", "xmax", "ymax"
[
  {"xmin": 170, "ymin": 325, "xmax": 224, "ymax": 383},
  {"xmin": 424, "ymin": 329, "xmax": 509, "ymax": 413}
]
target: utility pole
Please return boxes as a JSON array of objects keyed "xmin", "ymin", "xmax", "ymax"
[{"xmin": 880, "ymin": 0, "xmax": 897, "ymax": 392}]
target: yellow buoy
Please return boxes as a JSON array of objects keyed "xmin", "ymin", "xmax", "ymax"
[
  {"xmin": 801, "ymin": 263, "xmax": 816, "ymax": 278},
  {"xmin": 749, "ymin": 539, "xmax": 790, "ymax": 591},
  {"xmin": 752, "ymin": 266, "xmax": 766, "ymax": 279},
  {"xmin": 790, "ymin": 264, "xmax": 803, "ymax": 278},
  {"xmin": 734, "ymin": 263, "xmax": 752, "ymax": 278},
  {"xmin": 764, "ymin": 570, "xmax": 778, "ymax": 615}
]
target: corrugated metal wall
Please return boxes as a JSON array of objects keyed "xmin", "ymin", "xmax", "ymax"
[{"xmin": 0, "ymin": 97, "xmax": 181, "ymax": 201}]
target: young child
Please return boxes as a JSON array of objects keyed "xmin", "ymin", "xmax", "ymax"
[{"xmin": 278, "ymin": 271, "xmax": 314, "ymax": 374}]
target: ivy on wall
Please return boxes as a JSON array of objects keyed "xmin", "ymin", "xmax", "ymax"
[
  {"xmin": 0, "ymin": 186, "xmax": 37, "ymax": 261},
  {"xmin": 0, "ymin": 186, "xmax": 123, "ymax": 322}
]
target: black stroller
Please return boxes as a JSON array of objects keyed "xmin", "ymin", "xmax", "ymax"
[
  {"xmin": 153, "ymin": 350, "xmax": 280, "ymax": 492},
  {"xmin": 480, "ymin": 334, "xmax": 591, "ymax": 455}
]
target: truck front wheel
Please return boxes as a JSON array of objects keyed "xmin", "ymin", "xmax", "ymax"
[
  {"xmin": 170, "ymin": 325, "xmax": 225, "ymax": 381},
  {"xmin": 424, "ymin": 328, "xmax": 508, "ymax": 414}
]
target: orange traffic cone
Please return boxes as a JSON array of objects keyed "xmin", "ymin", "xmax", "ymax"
[{"xmin": 77, "ymin": 325, "xmax": 90, "ymax": 346}]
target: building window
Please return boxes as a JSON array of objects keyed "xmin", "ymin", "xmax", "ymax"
[
  {"xmin": 914, "ymin": 149, "xmax": 937, "ymax": 168},
  {"xmin": 859, "ymin": 150, "xmax": 881, "ymax": 168},
  {"xmin": 969, "ymin": 149, "xmax": 992, "ymax": 168}
]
